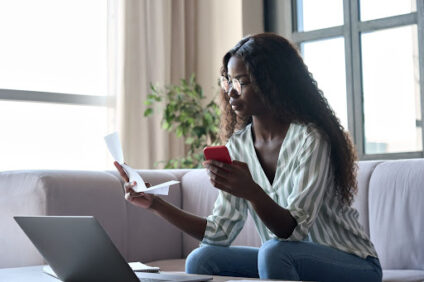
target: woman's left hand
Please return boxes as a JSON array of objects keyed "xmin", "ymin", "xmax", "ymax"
[{"xmin": 203, "ymin": 160, "xmax": 261, "ymax": 201}]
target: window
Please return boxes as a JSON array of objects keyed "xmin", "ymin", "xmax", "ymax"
[
  {"xmin": 265, "ymin": 0, "xmax": 424, "ymax": 160},
  {"xmin": 0, "ymin": 0, "xmax": 116, "ymax": 170}
]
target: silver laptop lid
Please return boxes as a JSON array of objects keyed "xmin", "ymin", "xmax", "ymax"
[{"xmin": 14, "ymin": 216, "xmax": 139, "ymax": 282}]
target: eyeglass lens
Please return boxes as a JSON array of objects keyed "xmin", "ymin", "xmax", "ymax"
[{"xmin": 220, "ymin": 77, "xmax": 241, "ymax": 95}]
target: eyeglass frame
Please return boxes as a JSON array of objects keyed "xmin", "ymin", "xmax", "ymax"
[{"xmin": 219, "ymin": 76, "xmax": 251, "ymax": 96}]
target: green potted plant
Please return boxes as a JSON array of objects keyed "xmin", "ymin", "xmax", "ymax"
[{"xmin": 144, "ymin": 74, "xmax": 220, "ymax": 168}]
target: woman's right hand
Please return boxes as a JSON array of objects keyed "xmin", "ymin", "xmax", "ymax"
[{"xmin": 114, "ymin": 161, "xmax": 155, "ymax": 209}]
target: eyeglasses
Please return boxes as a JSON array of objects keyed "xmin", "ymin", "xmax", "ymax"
[{"xmin": 220, "ymin": 76, "xmax": 249, "ymax": 96}]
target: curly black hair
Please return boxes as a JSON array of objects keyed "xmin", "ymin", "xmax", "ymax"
[{"xmin": 219, "ymin": 33, "xmax": 358, "ymax": 206}]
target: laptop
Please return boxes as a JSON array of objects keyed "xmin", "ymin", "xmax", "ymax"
[{"xmin": 14, "ymin": 216, "xmax": 213, "ymax": 282}]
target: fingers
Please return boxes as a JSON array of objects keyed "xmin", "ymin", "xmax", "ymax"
[
  {"xmin": 231, "ymin": 160, "xmax": 248, "ymax": 168},
  {"xmin": 204, "ymin": 161, "xmax": 230, "ymax": 178},
  {"xmin": 123, "ymin": 181, "xmax": 151, "ymax": 200},
  {"xmin": 124, "ymin": 184, "xmax": 146, "ymax": 200},
  {"xmin": 124, "ymin": 181, "xmax": 149, "ymax": 197},
  {"xmin": 124, "ymin": 181, "xmax": 137, "ymax": 193},
  {"xmin": 204, "ymin": 160, "xmax": 232, "ymax": 190},
  {"xmin": 205, "ymin": 166, "xmax": 233, "ymax": 191},
  {"xmin": 209, "ymin": 173, "xmax": 228, "ymax": 187},
  {"xmin": 125, "ymin": 191, "xmax": 143, "ymax": 201},
  {"xmin": 129, "ymin": 191, "xmax": 146, "ymax": 198},
  {"xmin": 208, "ymin": 165, "xmax": 228, "ymax": 178},
  {"xmin": 203, "ymin": 160, "xmax": 231, "ymax": 171},
  {"xmin": 114, "ymin": 161, "xmax": 129, "ymax": 182},
  {"xmin": 209, "ymin": 177, "xmax": 231, "ymax": 192}
]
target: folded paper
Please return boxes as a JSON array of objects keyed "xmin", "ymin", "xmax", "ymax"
[{"xmin": 104, "ymin": 132, "xmax": 179, "ymax": 195}]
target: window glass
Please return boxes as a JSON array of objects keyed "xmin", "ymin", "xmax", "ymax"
[
  {"xmin": 0, "ymin": 101, "xmax": 113, "ymax": 170},
  {"xmin": 301, "ymin": 38, "xmax": 348, "ymax": 130},
  {"xmin": 362, "ymin": 25, "xmax": 421, "ymax": 154},
  {"xmin": 296, "ymin": 0, "xmax": 344, "ymax": 32},
  {"xmin": 360, "ymin": 0, "xmax": 416, "ymax": 22},
  {"xmin": 0, "ymin": 0, "xmax": 107, "ymax": 95}
]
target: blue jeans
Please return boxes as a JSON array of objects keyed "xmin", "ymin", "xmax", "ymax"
[{"xmin": 185, "ymin": 239, "xmax": 382, "ymax": 282}]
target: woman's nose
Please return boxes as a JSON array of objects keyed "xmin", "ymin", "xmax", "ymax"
[{"xmin": 228, "ymin": 87, "xmax": 240, "ymax": 98}]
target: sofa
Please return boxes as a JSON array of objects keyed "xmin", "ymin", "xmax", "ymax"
[{"xmin": 0, "ymin": 159, "xmax": 423, "ymax": 282}]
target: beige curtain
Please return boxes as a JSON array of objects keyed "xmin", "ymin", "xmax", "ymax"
[
  {"xmin": 114, "ymin": 0, "xmax": 197, "ymax": 169},
  {"xmin": 113, "ymin": 0, "xmax": 263, "ymax": 169}
]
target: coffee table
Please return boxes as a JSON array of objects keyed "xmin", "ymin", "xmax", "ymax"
[{"xmin": 0, "ymin": 265, "xmax": 306, "ymax": 281}]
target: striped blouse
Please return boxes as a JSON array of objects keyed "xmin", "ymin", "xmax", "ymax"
[{"xmin": 202, "ymin": 122, "xmax": 378, "ymax": 259}]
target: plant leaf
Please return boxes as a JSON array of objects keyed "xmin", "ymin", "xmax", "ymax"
[
  {"xmin": 144, "ymin": 108, "xmax": 153, "ymax": 116},
  {"xmin": 144, "ymin": 73, "xmax": 221, "ymax": 168}
]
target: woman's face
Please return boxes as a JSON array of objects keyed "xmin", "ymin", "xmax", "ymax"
[{"xmin": 226, "ymin": 56, "xmax": 267, "ymax": 118}]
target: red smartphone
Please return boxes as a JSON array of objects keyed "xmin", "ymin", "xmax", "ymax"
[{"xmin": 203, "ymin": 146, "xmax": 232, "ymax": 164}]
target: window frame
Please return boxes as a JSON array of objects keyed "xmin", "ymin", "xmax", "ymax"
[
  {"xmin": 265, "ymin": 0, "xmax": 424, "ymax": 160},
  {"xmin": 0, "ymin": 89, "xmax": 111, "ymax": 106}
]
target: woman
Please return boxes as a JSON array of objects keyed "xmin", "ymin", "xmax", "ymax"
[{"xmin": 115, "ymin": 33, "xmax": 382, "ymax": 282}]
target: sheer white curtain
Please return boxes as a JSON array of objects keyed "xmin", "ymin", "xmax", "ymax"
[{"xmin": 111, "ymin": 0, "xmax": 262, "ymax": 169}]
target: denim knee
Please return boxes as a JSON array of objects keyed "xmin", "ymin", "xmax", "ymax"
[
  {"xmin": 258, "ymin": 239, "xmax": 298, "ymax": 280},
  {"xmin": 185, "ymin": 245, "xmax": 217, "ymax": 275}
]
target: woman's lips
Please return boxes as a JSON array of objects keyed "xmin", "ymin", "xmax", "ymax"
[{"xmin": 229, "ymin": 99, "xmax": 242, "ymax": 111}]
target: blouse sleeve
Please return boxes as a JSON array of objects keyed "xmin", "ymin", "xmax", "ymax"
[
  {"xmin": 202, "ymin": 191, "xmax": 248, "ymax": 246},
  {"xmin": 201, "ymin": 138, "xmax": 248, "ymax": 246},
  {"xmin": 285, "ymin": 130, "xmax": 332, "ymax": 241}
]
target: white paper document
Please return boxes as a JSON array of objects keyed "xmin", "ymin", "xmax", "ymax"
[
  {"xmin": 128, "ymin": 262, "xmax": 160, "ymax": 272},
  {"xmin": 104, "ymin": 132, "xmax": 179, "ymax": 195},
  {"xmin": 43, "ymin": 262, "xmax": 159, "ymax": 278}
]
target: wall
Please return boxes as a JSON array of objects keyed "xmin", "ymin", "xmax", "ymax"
[{"xmin": 195, "ymin": 0, "xmax": 264, "ymax": 101}]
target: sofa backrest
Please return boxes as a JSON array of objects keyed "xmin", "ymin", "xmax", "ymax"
[
  {"xmin": 368, "ymin": 159, "xmax": 424, "ymax": 270},
  {"xmin": 353, "ymin": 161, "xmax": 382, "ymax": 235},
  {"xmin": 2, "ymin": 159, "xmax": 423, "ymax": 270}
]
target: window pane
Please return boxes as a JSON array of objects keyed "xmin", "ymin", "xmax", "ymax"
[
  {"xmin": 0, "ymin": 101, "xmax": 113, "ymax": 170},
  {"xmin": 0, "ymin": 0, "xmax": 107, "ymax": 95},
  {"xmin": 360, "ymin": 0, "xmax": 416, "ymax": 22},
  {"xmin": 362, "ymin": 25, "xmax": 421, "ymax": 154},
  {"xmin": 296, "ymin": 0, "xmax": 344, "ymax": 32},
  {"xmin": 301, "ymin": 38, "xmax": 348, "ymax": 130}
]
